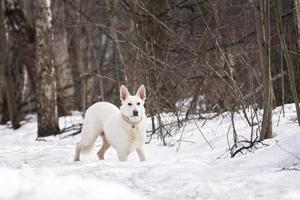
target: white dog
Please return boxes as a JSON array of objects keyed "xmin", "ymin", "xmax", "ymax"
[{"xmin": 74, "ymin": 85, "xmax": 147, "ymax": 161}]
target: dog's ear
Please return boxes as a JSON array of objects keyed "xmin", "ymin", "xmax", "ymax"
[
  {"xmin": 120, "ymin": 85, "xmax": 130, "ymax": 101},
  {"xmin": 136, "ymin": 84, "xmax": 146, "ymax": 101}
]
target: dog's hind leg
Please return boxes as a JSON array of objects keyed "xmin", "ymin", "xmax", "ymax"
[
  {"xmin": 74, "ymin": 143, "xmax": 81, "ymax": 161},
  {"xmin": 97, "ymin": 133, "xmax": 111, "ymax": 160}
]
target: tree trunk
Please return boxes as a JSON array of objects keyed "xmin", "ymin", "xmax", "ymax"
[
  {"xmin": 65, "ymin": 0, "xmax": 83, "ymax": 111},
  {"xmin": 254, "ymin": 0, "xmax": 273, "ymax": 140},
  {"xmin": 0, "ymin": 0, "xmax": 20, "ymax": 129},
  {"xmin": 275, "ymin": 0, "xmax": 300, "ymax": 126},
  {"xmin": 105, "ymin": 0, "xmax": 128, "ymax": 84},
  {"xmin": 294, "ymin": 0, "xmax": 300, "ymax": 49},
  {"xmin": 52, "ymin": 0, "xmax": 74, "ymax": 116},
  {"xmin": 33, "ymin": 0, "xmax": 59, "ymax": 137},
  {"xmin": 4, "ymin": 0, "xmax": 37, "ymax": 118}
]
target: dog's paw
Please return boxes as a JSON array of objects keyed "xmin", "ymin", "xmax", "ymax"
[{"xmin": 97, "ymin": 153, "xmax": 104, "ymax": 160}]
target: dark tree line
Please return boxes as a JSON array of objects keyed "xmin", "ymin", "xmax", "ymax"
[{"xmin": 0, "ymin": 0, "xmax": 299, "ymax": 142}]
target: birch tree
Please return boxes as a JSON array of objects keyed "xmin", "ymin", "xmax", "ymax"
[{"xmin": 33, "ymin": 0, "xmax": 59, "ymax": 137}]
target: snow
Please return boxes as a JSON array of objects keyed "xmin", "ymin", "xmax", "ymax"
[
  {"xmin": 0, "ymin": 104, "xmax": 300, "ymax": 200},
  {"xmin": 0, "ymin": 168, "xmax": 142, "ymax": 200}
]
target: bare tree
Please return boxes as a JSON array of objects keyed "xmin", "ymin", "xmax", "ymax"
[
  {"xmin": 52, "ymin": 0, "xmax": 74, "ymax": 116},
  {"xmin": 132, "ymin": 0, "xmax": 171, "ymax": 145},
  {"xmin": 254, "ymin": 0, "xmax": 273, "ymax": 140},
  {"xmin": 2, "ymin": 0, "xmax": 300, "ymax": 141},
  {"xmin": 0, "ymin": 0, "xmax": 20, "ymax": 129},
  {"xmin": 275, "ymin": 0, "xmax": 300, "ymax": 126},
  {"xmin": 105, "ymin": 0, "xmax": 128, "ymax": 84},
  {"xmin": 65, "ymin": 0, "xmax": 84, "ymax": 111},
  {"xmin": 33, "ymin": 0, "xmax": 59, "ymax": 137}
]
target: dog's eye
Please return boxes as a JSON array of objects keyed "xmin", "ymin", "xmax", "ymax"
[
  {"xmin": 128, "ymin": 103, "xmax": 132, "ymax": 106},
  {"xmin": 137, "ymin": 102, "xmax": 140, "ymax": 105}
]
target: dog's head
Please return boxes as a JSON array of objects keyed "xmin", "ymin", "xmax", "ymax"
[{"xmin": 120, "ymin": 85, "xmax": 146, "ymax": 123}]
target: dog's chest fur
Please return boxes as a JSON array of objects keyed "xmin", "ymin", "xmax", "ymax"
[{"xmin": 124, "ymin": 124, "xmax": 143, "ymax": 145}]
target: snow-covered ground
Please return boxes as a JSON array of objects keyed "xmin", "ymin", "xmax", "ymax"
[{"xmin": 0, "ymin": 105, "xmax": 300, "ymax": 200}]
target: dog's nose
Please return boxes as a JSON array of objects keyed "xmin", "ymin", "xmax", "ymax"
[{"xmin": 133, "ymin": 110, "xmax": 139, "ymax": 116}]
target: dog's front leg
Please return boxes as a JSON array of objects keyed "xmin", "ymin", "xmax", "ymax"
[{"xmin": 136, "ymin": 147, "xmax": 146, "ymax": 161}]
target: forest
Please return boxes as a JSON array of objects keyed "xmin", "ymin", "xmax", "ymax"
[{"xmin": 0, "ymin": 0, "xmax": 300, "ymax": 200}]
